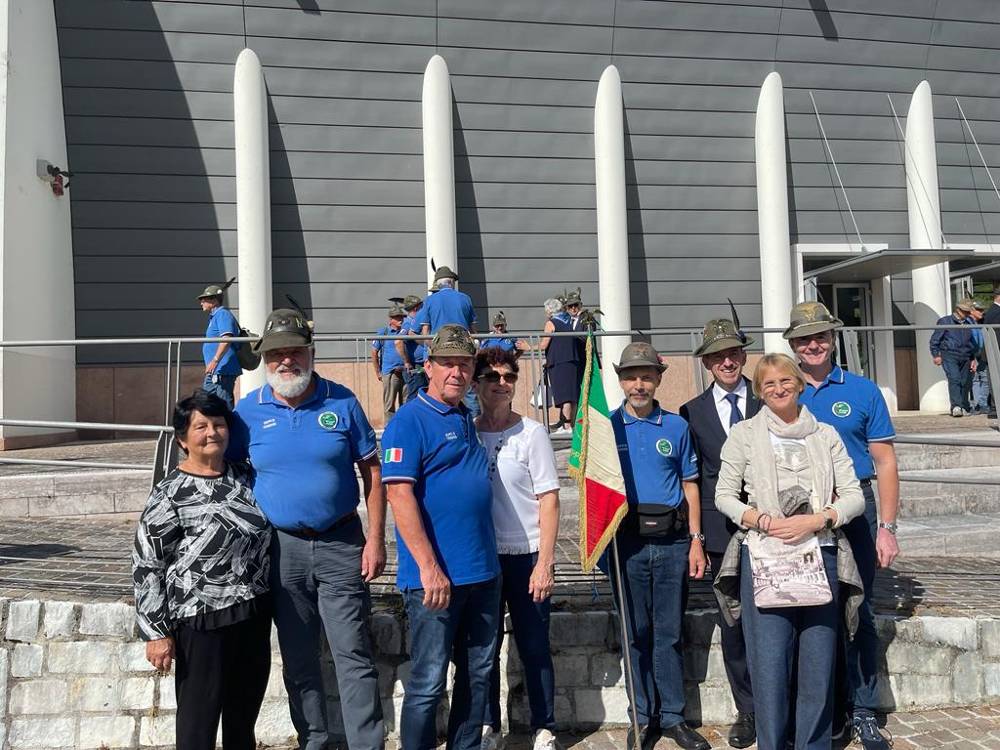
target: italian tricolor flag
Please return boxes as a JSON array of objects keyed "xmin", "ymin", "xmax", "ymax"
[{"xmin": 569, "ymin": 335, "xmax": 628, "ymax": 572}]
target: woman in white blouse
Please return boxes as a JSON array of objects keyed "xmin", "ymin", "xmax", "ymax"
[{"xmin": 474, "ymin": 346, "xmax": 561, "ymax": 750}]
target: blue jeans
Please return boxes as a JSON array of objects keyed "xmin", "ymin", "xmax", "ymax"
[
  {"xmin": 972, "ymin": 362, "xmax": 991, "ymax": 411},
  {"xmin": 402, "ymin": 577, "xmax": 501, "ymax": 750},
  {"xmin": 486, "ymin": 553, "xmax": 555, "ymax": 731},
  {"xmin": 607, "ymin": 532, "xmax": 690, "ymax": 729},
  {"xmin": 270, "ymin": 520, "xmax": 384, "ymax": 750},
  {"xmin": 202, "ymin": 372, "xmax": 237, "ymax": 410},
  {"xmin": 841, "ymin": 483, "xmax": 880, "ymax": 715},
  {"xmin": 404, "ymin": 367, "xmax": 428, "ymax": 402},
  {"xmin": 741, "ymin": 545, "xmax": 839, "ymax": 750},
  {"xmin": 941, "ymin": 354, "xmax": 972, "ymax": 410},
  {"xmin": 463, "ymin": 389, "xmax": 480, "ymax": 417}
]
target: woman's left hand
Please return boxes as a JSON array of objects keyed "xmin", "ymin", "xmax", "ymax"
[
  {"xmin": 361, "ymin": 537, "xmax": 387, "ymax": 583},
  {"xmin": 768, "ymin": 514, "xmax": 824, "ymax": 544},
  {"xmin": 528, "ymin": 559, "xmax": 555, "ymax": 603}
]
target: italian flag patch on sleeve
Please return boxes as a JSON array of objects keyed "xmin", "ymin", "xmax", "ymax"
[{"xmin": 384, "ymin": 448, "xmax": 403, "ymax": 463}]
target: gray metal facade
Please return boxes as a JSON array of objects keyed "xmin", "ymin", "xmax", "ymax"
[{"xmin": 55, "ymin": 0, "xmax": 1000, "ymax": 362}]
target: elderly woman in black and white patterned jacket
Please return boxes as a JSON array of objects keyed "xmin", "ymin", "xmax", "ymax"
[{"xmin": 133, "ymin": 389, "xmax": 271, "ymax": 750}]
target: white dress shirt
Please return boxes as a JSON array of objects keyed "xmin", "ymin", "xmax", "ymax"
[{"xmin": 713, "ymin": 379, "xmax": 748, "ymax": 436}]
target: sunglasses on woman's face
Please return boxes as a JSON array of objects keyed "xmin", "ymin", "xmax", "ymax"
[{"xmin": 478, "ymin": 371, "xmax": 518, "ymax": 384}]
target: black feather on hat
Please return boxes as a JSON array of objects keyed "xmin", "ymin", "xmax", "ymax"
[{"xmin": 727, "ymin": 298, "xmax": 748, "ymax": 344}]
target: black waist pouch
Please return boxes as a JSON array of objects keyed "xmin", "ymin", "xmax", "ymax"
[{"xmin": 636, "ymin": 504, "xmax": 684, "ymax": 537}]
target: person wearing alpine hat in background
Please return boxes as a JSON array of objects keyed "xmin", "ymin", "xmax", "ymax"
[
  {"xmin": 679, "ymin": 306, "xmax": 760, "ymax": 749},
  {"xmin": 480, "ymin": 311, "xmax": 519, "ymax": 353},
  {"xmin": 198, "ymin": 278, "xmax": 243, "ymax": 409},
  {"xmin": 397, "ymin": 294, "xmax": 429, "ymax": 402},
  {"xmin": 371, "ymin": 299, "xmax": 408, "ymax": 422},
  {"xmin": 784, "ymin": 300, "xmax": 899, "ymax": 750}
]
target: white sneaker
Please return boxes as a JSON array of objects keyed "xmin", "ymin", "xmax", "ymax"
[
  {"xmin": 481, "ymin": 726, "xmax": 505, "ymax": 750},
  {"xmin": 532, "ymin": 728, "xmax": 559, "ymax": 750},
  {"xmin": 952, "ymin": 406, "xmax": 964, "ymax": 417}
]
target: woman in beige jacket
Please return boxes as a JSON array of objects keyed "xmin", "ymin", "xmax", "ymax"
[{"xmin": 713, "ymin": 353, "xmax": 864, "ymax": 750}]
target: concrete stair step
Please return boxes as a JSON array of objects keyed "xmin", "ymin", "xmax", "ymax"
[
  {"xmin": 899, "ymin": 468, "xmax": 1000, "ymax": 518},
  {"xmin": 896, "ymin": 511, "xmax": 1000, "ymax": 556},
  {"xmin": 893, "ymin": 432, "xmax": 1000, "ymax": 471}
]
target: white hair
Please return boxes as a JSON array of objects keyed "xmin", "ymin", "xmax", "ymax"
[
  {"xmin": 544, "ymin": 298, "xmax": 563, "ymax": 316},
  {"xmin": 437, "ymin": 278, "xmax": 455, "ymax": 289}
]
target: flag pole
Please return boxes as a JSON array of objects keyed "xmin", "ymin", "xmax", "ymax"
[{"xmin": 611, "ymin": 536, "xmax": 642, "ymax": 750}]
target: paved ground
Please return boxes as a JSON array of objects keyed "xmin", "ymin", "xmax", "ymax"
[
  {"xmin": 2, "ymin": 515, "xmax": 1000, "ymax": 619},
  {"xmin": 379, "ymin": 705, "xmax": 1000, "ymax": 748}
]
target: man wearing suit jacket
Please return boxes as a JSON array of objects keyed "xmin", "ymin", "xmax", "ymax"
[{"xmin": 680, "ymin": 318, "xmax": 759, "ymax": 749}]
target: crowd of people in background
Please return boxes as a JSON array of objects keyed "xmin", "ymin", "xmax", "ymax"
[
  {"xmin": 369, "ymin": 273, "xmax": 590, "ymax": 430},
  {"xmin": 931, "ymin": 287, "xmax": 1000, "ymax": 418},
  {"xmin": 145, "ymin": 279, "xmax": 930, "ymax": 750}
]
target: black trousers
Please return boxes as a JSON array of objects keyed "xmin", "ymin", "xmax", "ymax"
[
  {"xmin": 708, "ymin": 551, "xmax": 754, "ymax": 715},
  {"xmin": 174, "ymin": 608, "xmax": 272, "ymax": 750}
]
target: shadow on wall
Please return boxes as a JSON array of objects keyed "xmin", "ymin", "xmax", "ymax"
[
  {"xmin": 267, "ymin": 96, "xmax": 315, "ymax": 346},
  {"xmin": 623, "ymin": 107, "xmax": 651, "ymax": 335},
  {"xmin": 54, "ymin": 0, "xmax": 231, "ymax": 425},
  {"xmin": 453, "ymin": 103, "xmax": 490, "ymax": 323},
  {"xmin": 807, "ymin": 0, "xmax": 840, "ymax": 42}
]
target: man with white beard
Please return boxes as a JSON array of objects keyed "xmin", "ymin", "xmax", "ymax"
[{"xmin": 228, "ymin": 308, "xmax": 388, "ymax": 750}]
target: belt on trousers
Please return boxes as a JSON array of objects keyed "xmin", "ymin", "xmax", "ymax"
[{"xmin": 281, "ymin": 510, "xmax": 359, "ymax": 539}]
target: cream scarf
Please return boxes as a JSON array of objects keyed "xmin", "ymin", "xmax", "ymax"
[{"xmin": 750, "ymin": 404, "xmax": 835, "ymax": 517}]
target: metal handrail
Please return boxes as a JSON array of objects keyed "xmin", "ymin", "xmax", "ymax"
[{"xmin": 0, "ymin": 418, "xmax": 171, "ymax": 433}]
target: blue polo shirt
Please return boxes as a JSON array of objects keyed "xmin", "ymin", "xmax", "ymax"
[
  {"xmin": 798, "ymin": 365, "xmax": 895, "ymax": 480},
  {"xmin": 400, "ymin": 314, "xmax": 427, "ymax": 364},
  {"xmin": 372, "ymin": 326, "xmax": 406, "ymax": 375},
  {"xmin": 413, "ymin": 287, "xmax": 477, "ymax": 333},
  {"xmin": 611, "ymin": 402, "xmax": 698, "ymax": 508},
  {"xmin": 228, "ymin": 377, "xmax": 378, "ymax": 531},
  {"xmin": 480, "ymin": 336, "xmax": 516, "ymax": 352},
  {"xmin": 203, "ymin": 306, "xmax": 242, "ymax": 376},
  {"xmin": 381, "ymin": 390, "xmax": 498, "ymax": 590}
]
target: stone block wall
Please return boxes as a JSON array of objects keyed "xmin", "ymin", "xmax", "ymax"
[{"xmin": 1, "ymin": 597, "xmax": 999, "ymax": 748}]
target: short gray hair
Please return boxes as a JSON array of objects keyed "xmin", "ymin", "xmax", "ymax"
[
  {"xmin": 544, "ymin": 298, "xmax": 563, "ymax": 316},
  {"xmin": 437, "ymin": 277, "xmax": 455, "ymax": 289}
]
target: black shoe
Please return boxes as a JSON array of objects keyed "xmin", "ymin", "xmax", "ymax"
[
  {"xmin": 661, "ymin": 721, "xmax": 710, "ymax": 750},
  {"xmin": 851, "ymin": 711, "xmax": 892, "ymax": 750},
  {"xmin": 626, "ymin": 724, "xmax": 660, "ymax": 750},
  {"xmin": 727, "ymin": 712, "xmax": 755, "ymax": 749}
]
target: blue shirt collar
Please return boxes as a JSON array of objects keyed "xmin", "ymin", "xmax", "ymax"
[
  {"xmin": 258, "ymin": 374, "xmax": 327, "ymax": 408},
  {"xmin": 809, "ymin": 364, "xmax": 846, "ymax": 390},
  {"xmin": 618, "ymin": 401, "xmax": 664, "ymax": 425},
  {"xmin": 417, "ymin": 389, "xmax": 467, "ymax": 415}
]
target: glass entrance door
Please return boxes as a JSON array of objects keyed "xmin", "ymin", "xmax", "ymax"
[{"xmin": 832, "ymin": 284, "xmax": 874, "ymax": 377}]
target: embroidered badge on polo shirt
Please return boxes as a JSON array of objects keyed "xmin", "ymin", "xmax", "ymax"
[
  {"xmin": 832, "ymin": 402, "xmax": 852, "ymax": 418},
  {"xmin": 384, "ymin": 448, "xmax": 403, "ymax": 463},
  {"xmin": 318, "ymin": 412, "xmax": 339, "ymax": 430},
  {"xmin": 656, "ymin": 439, "xmax": 672, "ymax": 456}
]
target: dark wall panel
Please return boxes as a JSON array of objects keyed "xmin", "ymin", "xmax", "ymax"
[{"xmin": 55, "ymin": 0, "xmax": 1000, "ymax": 363}]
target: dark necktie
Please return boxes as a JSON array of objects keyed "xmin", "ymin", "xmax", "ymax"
[{"xmin": 726, "ymin": 392, "xmax": 743, "ymax": 427}]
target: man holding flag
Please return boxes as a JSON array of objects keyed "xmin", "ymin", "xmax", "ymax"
[{"xmin": 570, "ymin": 339, "xmax": 709, "ymax": 750}]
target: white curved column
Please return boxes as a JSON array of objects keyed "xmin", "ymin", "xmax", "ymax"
[
  {"xmin": 595, "ymin": 65, "xmax": 631, "ymax": 405},
  {"xmin": 755, "ymin": 72, "xmax": 793, "ymax": 354},
  {"xmin": 906, "ymin": 81, "xmax": 949, "ymax": 412},
  {"xmin": 234, "ymin": 48, "xmax": 273, "ymax": 393},
  {"xmin": 422, "ymin": 55, "xmax": 458, "ymax": 288},
  {"xmin": 0, "ymin": 0, "xmax": 76, "ymax": 447}
]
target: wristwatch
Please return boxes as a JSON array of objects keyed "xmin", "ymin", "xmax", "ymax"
[
  {"xmin": 690, "ymin": 532, "xmax": 705, "ymax": 543},
  {"xmin": 878, "ymin": 521, "xmax": 898, "ymax": 535}
]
